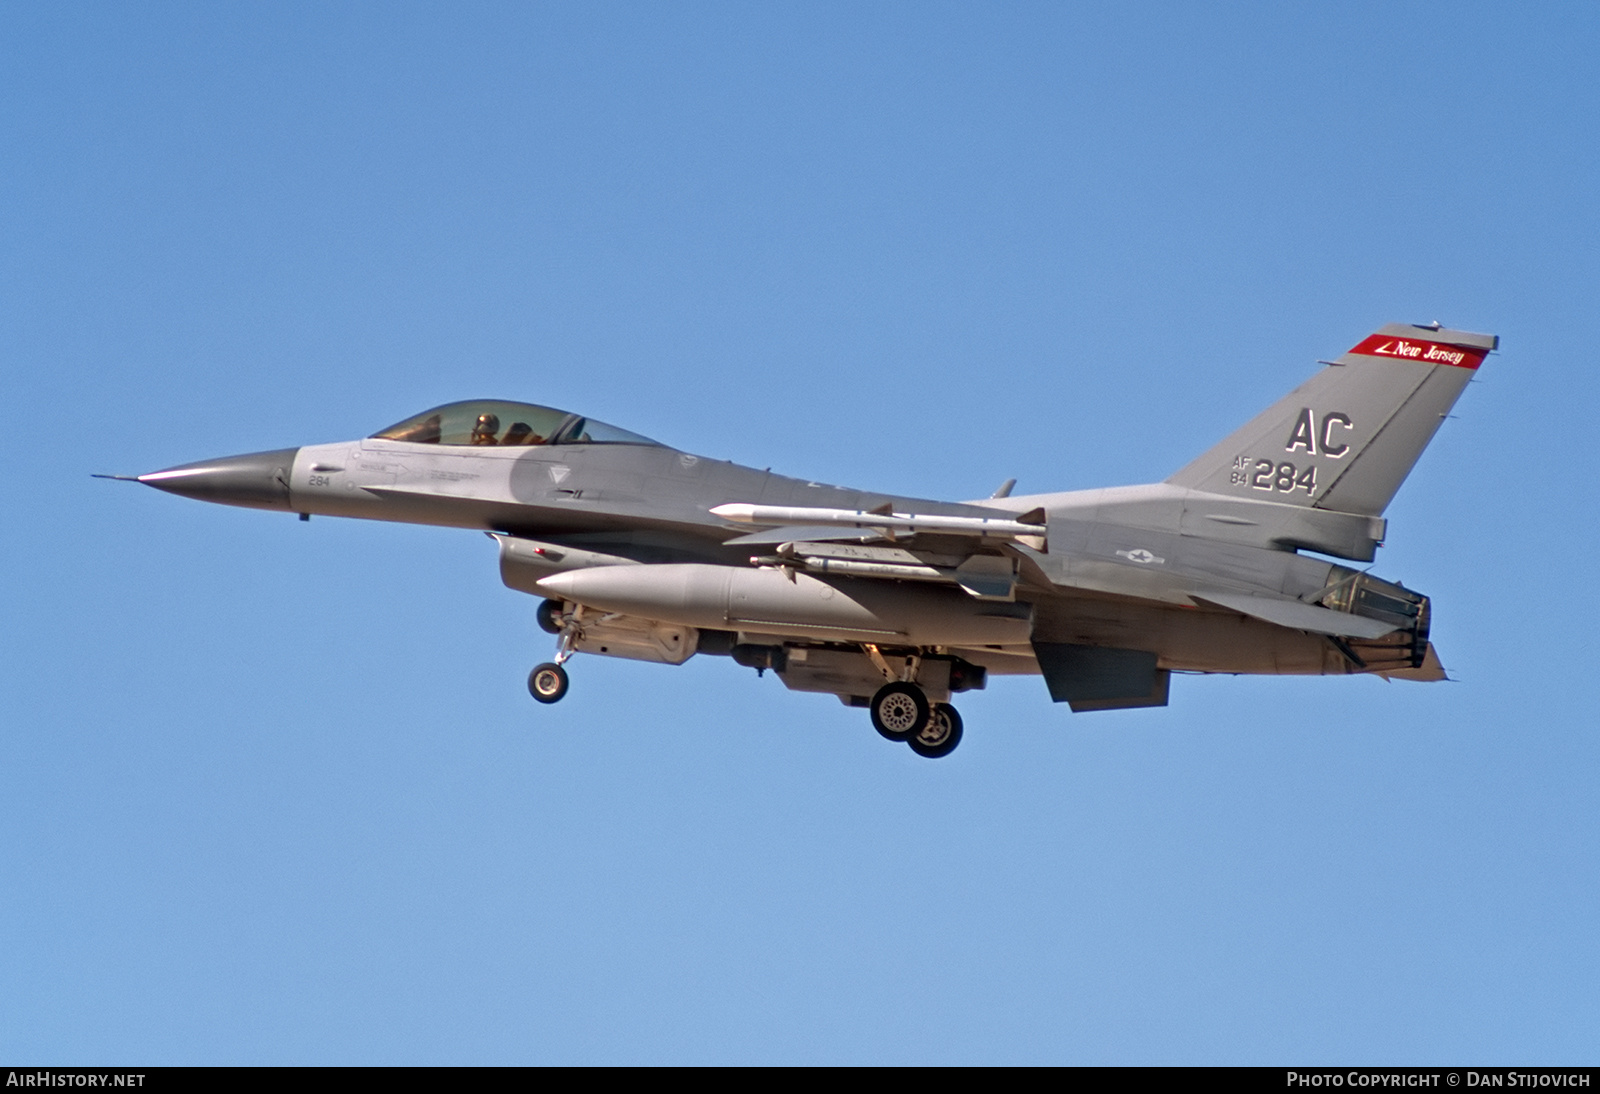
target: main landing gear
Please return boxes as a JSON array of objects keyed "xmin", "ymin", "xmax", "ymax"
[
  {"xmin": 868, "ymin": 680, "xmax": 963, "ymax": 759},
  {"xmin": 869, "ymin": 682, "xmax": 928, "ymax": 742},
  {"xmin": 910, "ymin": 702, "xmax": 963, "ymax": 759}
]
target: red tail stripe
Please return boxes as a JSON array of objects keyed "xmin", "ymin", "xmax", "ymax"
[{"xmin": 1347, "ymin": 334, "xmax": 1487, "ymax": 369}]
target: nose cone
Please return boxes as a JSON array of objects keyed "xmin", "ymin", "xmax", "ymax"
[{"xmin": 139, "ymin": 448, "xmax": 299, "ymax": 511}]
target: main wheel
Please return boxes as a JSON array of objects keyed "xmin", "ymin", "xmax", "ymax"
[
  {"xmin": 909, "ymin": 703, "xmax": 963, "ymax": 759},
  {"xmin": 528, "ymin": 662, "xmax": 569, "ymax": 704},
  {"xmin": 870, "ymin": 681, "xmax": 930, "ymax": 742},
  {"xmin": 536, "ymin": 599, "xmax": 565, "ymax": 635}
]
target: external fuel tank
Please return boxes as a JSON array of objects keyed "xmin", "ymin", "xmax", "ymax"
[{"xmin": 535, "ymin": 563, "xmax": 1033, "ymax": 647}]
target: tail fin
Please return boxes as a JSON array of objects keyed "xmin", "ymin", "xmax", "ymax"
[{"xmin": 1166, "ymin": 323, "xmax": 1497, "ymax": 516}]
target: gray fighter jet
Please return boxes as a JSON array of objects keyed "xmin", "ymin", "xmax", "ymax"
[{"xmin": 123, "ymin": 323, "xmax": 1495, "ymax": 758}]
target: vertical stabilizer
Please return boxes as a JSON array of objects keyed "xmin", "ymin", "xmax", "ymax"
[{"xmin": 1166, "ymin": 324, "xmax": 1497, "ymax": 516}]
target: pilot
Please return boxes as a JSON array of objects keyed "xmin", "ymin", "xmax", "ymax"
[{"xmin": 470, "ymin": 413, "xmax": 501, "ymax": 445}]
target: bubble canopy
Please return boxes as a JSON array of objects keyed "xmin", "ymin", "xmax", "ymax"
[{"xmin": 371, "ymin": 400, "xmax": 662, "ymax": 448}]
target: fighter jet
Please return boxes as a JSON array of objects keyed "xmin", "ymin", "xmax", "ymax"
[{"xmin": 121, "ymin": 323, "xmax": 1495, "ymax": 758}]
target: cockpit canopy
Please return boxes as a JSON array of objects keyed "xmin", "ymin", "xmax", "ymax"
[{"xmin": 371, "ymin": 400, "xmax": 661, "ymax": 448}]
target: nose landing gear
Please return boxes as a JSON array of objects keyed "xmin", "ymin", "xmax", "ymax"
[
  {"xmin": 528, "ymin": 662, "xmax": 569, "ymax": 703},
  {"xmin": 528, "ymin": 598, "xmax": 577, "ymax": 704}
]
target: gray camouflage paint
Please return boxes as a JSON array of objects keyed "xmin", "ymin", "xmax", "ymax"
[{"xmin": 135, "ymin": 322, "xmax": 1494, "ymax": 721}]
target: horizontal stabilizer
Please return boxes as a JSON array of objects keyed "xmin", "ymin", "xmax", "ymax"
[
  {"xmin": 1031, "ymin": 643, "xmax": 1171, "ymax": 712},
  {"xmin": 1193, "ymin": 592, "xmax": 1397, "ymax": 638}
]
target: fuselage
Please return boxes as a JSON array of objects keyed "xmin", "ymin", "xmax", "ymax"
[
  {"xmin": 141, "ymin": 427, "xmax": 1429, "ymax": 684},
  {"xmin": 129, "ymin": 321, "xmax": 1496, "ymax": 748}
]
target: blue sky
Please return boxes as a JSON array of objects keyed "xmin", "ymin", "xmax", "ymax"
[{"xmin": 3, "ymin": 2, "xmax": 1598, "ymax": 1064}]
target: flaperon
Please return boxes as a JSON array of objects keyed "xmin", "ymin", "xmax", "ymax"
[{"xmin": 121, "ymin": 322, "xmax": 1496, "ymax": 759}]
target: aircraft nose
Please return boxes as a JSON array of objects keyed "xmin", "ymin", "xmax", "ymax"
[{"xmin": 138, "ymin": 448, "xmax": 299, "ymax": 511}]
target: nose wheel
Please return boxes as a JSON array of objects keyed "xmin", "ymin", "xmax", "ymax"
[
  {"xmin": 528, "ymin": 602, "xmax": 580, "ymax": 704},
  {"xmin": 528, "ymin": 662, "xmax": 570, "ymax": 704}
]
